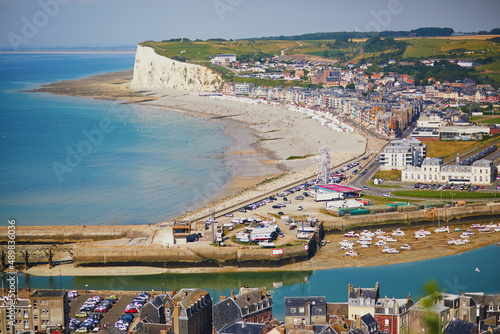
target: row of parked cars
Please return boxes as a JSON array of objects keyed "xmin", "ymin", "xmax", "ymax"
[
  {"xmin": 116, "ymin": 292, "xmax": 151, "ymax": 331},
  {"xmin": 72, "ymin": 295, "xmax": 117, "ymax": 332},
  {"xmin": 237, "ymin": 181, "xmax": 316, "ymax": 213},
  {"xmin": 124, "ymin": 291, "xmax": 151, "ymax": 314},
  {"xmin": 413, "ymin": 183, "xmax": 485, "ymax": 191}
]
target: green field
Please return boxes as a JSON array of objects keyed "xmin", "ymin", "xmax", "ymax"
[
  {"xmin": 140, "ymin": 40, "xmax": 297, "ymax": 61},
  {"xmin": 476, "ymin": 60, "xmax": 500, "ymax": 84},
  {"xmin": 401, "ymin": 38, "xmax": 500, "ymax": 59}
]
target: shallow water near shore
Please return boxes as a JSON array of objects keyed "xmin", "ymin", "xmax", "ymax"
[
  {"xmin": 0, "ymin": 53, "xmax": 234, "ymax": 225},
  {"xmin": 8, "ymin": 243, "xmax": 500, "ymax": 321}
]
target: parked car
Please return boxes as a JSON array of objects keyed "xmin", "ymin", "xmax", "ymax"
[
  {"xmin": 383, "ymin": 193, "xmax": 391, "ymax": 197},
  {"xmin": 298, "ymin": 206, "xmax": 303, "ymax": 211},
  {"xmin": 277, "ymin": 211, "xmax": 285, "ymax": 216},
  {"xmin": 75, "ymin": 311, "xmax": 88, "ymax": 318},
  {"xmin": 362, "ymin": 186, "xmax": 370, "ymax": 190}
]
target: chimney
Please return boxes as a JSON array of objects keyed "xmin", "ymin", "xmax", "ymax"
[
  {"xmin": 173, "ymin": 304, "xmax": 181, "ymax": 334},
  {"xmin": 220, "ymin": 295, "xmax": 226, "ymax": 302},
  {"xmin": 358, "ymin": 287, "xmax": 361, "ymax": 298},
  {"xmin": 231, "ymin": 291, "xmax": 235, "ymax": 299}
]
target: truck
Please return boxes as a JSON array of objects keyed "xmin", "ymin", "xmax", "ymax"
[{"xmin": 314, "ymin": 191, "xmax": 344, "ymax": 202}]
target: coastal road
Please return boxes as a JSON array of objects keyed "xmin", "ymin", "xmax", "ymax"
[{"xmin": 192, "ymin": 153, "xmax": 371, "ymax": 223}]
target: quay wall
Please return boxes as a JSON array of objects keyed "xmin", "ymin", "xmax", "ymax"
[
  {"xmin": 0, "ymin": 225, "xmax": 151, "ymax": 244},
  {"xmin": 322, "ymin": 203, "xmax": 500, "ymax": 232},
  {"xmin": 73, "ymin": 241, "xmax": 314, "ymax": 268}
]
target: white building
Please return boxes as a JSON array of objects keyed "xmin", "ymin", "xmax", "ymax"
[
  {"xmin": 234, "ymin": 83, "xmax": 254, "ymax": 95},
  {"xmin": 211, "ymin": 54, "xmax": 237, "ymax": 65},
  {"xmin": 379, "ymin": 139, "xmax": 427, "ymax": 170},
  {"xmin": 402, "ymin": 158, "xmax": 496, "ymax": 185}
]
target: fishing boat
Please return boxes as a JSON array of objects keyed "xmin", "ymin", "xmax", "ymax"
[
  {"xmin": 345, "ymin": 250, "xmax": 359, "ymax": 257},
  {"xmin": 414, "ymin": 231, "xmax": 427, "ymax": 239},
  {"xmin": 259, "ymin": 240, "xmax": 275, "ymax": 248},
  {"xmin": 344, "ymin": 231, "xmax": 359, "ymax": 238},
  {"xmin": 375, "ymin": 240, "xmax": 387, "ymax": 247},
  {"xmin": 386, "ymin": 237, "xmax": 398, "ymax": 242},
  {"xmin": 447, "ymin": 238, "xmax": 456, "ymax": 245},
  {"xmin": 434, "ymin": 226, "xmax": 450, "ymax": 233},
  {"xmin": 400, "ymin": 244, "xmax": 411, "ymax": 251},
  {"xmin": 392, "ymin": 228, "xmax": 405, "ymax": 237}
]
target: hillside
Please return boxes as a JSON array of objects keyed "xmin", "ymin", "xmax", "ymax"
[{"xmin": 140, "ymin": 34, "xmax": 500, "ymax": 87}]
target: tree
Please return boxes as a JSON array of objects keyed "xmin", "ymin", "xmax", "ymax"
[{"xmin": 345, "ymin": 83, "xmax": 355, "ymax": 89}]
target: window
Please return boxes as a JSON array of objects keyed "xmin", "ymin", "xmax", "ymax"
[
  {"xmin": 34, "ymin": 315, "xmax": 38, "ymax": 320},
  {"xmin": 33, "ymin": 301, "xmax": 37, "ymax": 309},
  {"xmin": 24, "ymin": 310, "xmax": 29, "ymax": 318},
  {"xmin": 299, "ymin": 307, "xmax": 305, "ymax": 313},
  {"xmin": 290, "ymin": 308, "xmax": 296, "ymax": 314},
  {"xmin": 24, "ymin": 321, "xmax": 29, "ymax": 329},
  {"xmin": 385, "ymin": 319, "xmax": 389, "ymax": 326}
]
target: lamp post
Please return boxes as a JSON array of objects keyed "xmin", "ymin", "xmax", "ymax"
[
  {"xmin": 450, "ymin": 192, "xmax": 454, "ymax": 207},
  {"xmin": 85, "ymin": 284, "xmax": 88, "ymax": 294}
]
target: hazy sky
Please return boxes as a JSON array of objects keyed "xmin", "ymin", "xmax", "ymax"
[{"xmin": 1, "ymin": 0, "xmax": 499, "ymax": 49}]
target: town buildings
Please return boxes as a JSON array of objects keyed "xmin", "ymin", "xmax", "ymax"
[
  {"xmin": 402, "ymin": 157, "xmax": 497, "ymax": 185},
  {"xmin": 212, "ymin": 287, "xmax": 272, "ymax": 332},
  {"xmin": 0, "ymin": 290, "xmax": 69, "ymax": 334},
  {"xmin": 284, "ymin": 296, "xmax": 328, "ymax": 326},
  {"xmin": 379, "ymin": 139, "xmax": 427, "ymax": 170}
]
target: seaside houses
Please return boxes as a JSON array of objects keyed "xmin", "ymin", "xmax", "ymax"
[
  {"xmin": 212, "ymin": 287, "xmax": 273, "ymax": 332},
  {"xmin": 373, "ymin": 296, "xmax": 413, "ymax": 334},
  {"xmin": 347, "ymin": 283, "xmax": 380, "ymax": 322},
  {"xmin": 284, "ymin": 296, "xmax": 328, "ymax": 326},
  {"xmin": 164, "ymin": 288, "xmax": 213, "ymax": 334},
  {"xmin": 0, "ymin": 289, "xmax": 69, "ymax": 334}
]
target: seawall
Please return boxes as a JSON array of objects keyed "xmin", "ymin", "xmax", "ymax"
[{"xmin": 130, "ymin": 45, "xmax": 222, "ymax": 92}]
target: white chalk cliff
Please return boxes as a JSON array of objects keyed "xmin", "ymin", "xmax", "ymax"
[{"xmin": 130, "ymin": 45, "xmax": 222, "ymax": 92}]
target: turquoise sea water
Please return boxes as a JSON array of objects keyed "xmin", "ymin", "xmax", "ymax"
[
  {"xmin": 0, "ymin": 53, "xmax": 232, "ymax": 225},
  {"xmin": 8, "ymin": 242, "xmax": 500, "ymax": 320}
]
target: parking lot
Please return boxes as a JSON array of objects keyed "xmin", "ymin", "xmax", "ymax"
[{"xmin": 68, "ymin": 292, "xmax": 148, "ymax": 333}]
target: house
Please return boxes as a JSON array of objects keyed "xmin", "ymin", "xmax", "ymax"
[
  {"xmin": 284, "ymin": 296, "xmax": 328, "ymax": 326},
  {"xmin": 212, "ymin": 287, "xmax": 272, "ymax": 332},
  {"xmin": 373, "ymin": 296, "xmax": 412, "ymax": 334},
  {"xmin": 348, "ymin": 283, "xmax": 380, "ymax": 321},
  {"xmin": 218, "ymin": 322, "xmax": 266, "ymax": 334},
  {"xmin": 164, "ymin": 288, "xmax": 212, "ymax": 334},
  {"xmin": 139, "ymin": 294, "xmax": 167, "ymax": 323},
  {"xmin": 212, "ymin": 54, "xmax": 237, "ymax": 65},
  {"xmin": 443, "ymin": 318, "xmax": 477, "ymax": 334},
  {"xmin": 0, "ymin": 289, "xmax": 69, "ymax": 334},
  {"xmin": 357, "ymin": 313, "xmax": 379, "ymax": 334}
]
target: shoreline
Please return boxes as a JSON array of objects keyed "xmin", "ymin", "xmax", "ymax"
[
  {"xmin": 27, "ymin": 70, "xmax": 374, "ymax": 223},
  {"xmin": 23, "ymin": 237, "xmax": 500, "ymax": 277}
]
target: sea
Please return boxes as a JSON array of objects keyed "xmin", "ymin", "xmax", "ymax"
[
  {"xmin": 6, "ymin": 243, "xmax": 500, "ymax": 321},
  {"xmin": 0, "ymin": 53, "xmax": 232, "ymax": 226}
]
